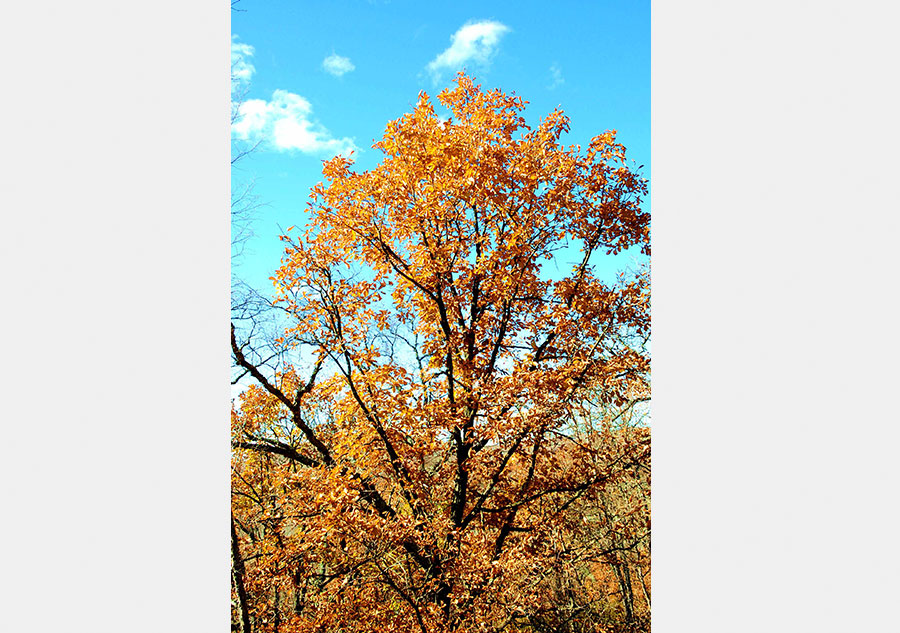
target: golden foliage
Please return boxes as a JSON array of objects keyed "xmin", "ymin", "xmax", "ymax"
[{"xmin": 232, "ymin": 74, "xmax": 650, "ymax": 633}]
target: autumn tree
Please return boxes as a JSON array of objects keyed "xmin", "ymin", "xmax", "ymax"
[
  {"xmin": 533, "ymin": 406, "xmax": 651, "ymax": 632},
  {"xmin": 231, "ymin": 73, "xmax": 650, "ymax": 633}
]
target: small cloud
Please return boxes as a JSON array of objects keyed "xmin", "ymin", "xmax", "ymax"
[
  {"xmin": 322, "ymin": 53, "xmax": 355, "ymax": 77},
  {"xmin": 232, "ymin": 89, "xmax": 356, "ymax": 157},
  {"xmin": 548, "ymin": 63, "xmax": 564, "ymax": 90},
  {"xmin": 231, "ymin": 35, "xmax": 255, "ymax": 91},
  {"xmin": 426, "ymin": 20, "xmax": 510, "ymax": 83}
]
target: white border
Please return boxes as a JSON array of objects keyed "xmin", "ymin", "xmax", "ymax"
[
  {"xmin": 2, "ymin": 1, "xmax": 230, "ymax": 630},
  {"xmin": 653, "ymin": 1, "xmax": 899, "ymax": 630}
]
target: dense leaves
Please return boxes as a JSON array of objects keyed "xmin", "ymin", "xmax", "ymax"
[{"xmin": 231, "ymin": 74, "xmax": 650, "ymax": 633}]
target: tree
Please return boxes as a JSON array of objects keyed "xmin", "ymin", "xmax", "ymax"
[
  {"xmin": 230, "ymin": 21, "xmax": 273, "ymax": 630},
  {"xmin": 231, "ymin": 73, "xmax": 650, "ymax": 633}
]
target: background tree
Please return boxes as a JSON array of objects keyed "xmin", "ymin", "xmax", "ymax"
[
  {"xmin": 230, "ymin": 13, "xmax": 279, "ymax": 629},
  {"xmin": 231, "ymin": 73, "xmax": 650, "ymax": 633}
]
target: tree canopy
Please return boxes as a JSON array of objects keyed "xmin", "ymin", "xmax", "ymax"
[{"xmin": 231, "ymin": 74, "xmax": 650, "ymax": 633}]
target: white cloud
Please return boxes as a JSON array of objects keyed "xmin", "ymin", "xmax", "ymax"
[
  {"xmin": 322, "ymin": 53, "xmax": 355, "ymax": 77},
  {"xmin": 548, "ymin": 63, "xmax": 564, "ymax": 90},
  {"xmin": 232, "ymin": 89, "xmax": 356, "ymax": 157},
  {"xmin": 231, "ymin": 35, "xmax": 255, "ymax": 90},
  {"xmin": 426, "ymin": 20, "xmax": 510, "ymax": 83}
]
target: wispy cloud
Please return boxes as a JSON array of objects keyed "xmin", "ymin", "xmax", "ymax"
[
  {"xmin": 322, "ymin": 53, "xmax": 355, "ymax": 77},
  {"xmin": 232, "ymin": 90, "xmax": 356, "ymax": 157},
  {"xmin": 548, "ymin": 63, "xmax": 564, "ymax": 90},
  {"xmin": 231, "ymin": 35, "xmax": 255, "ymax": 91},
  {"xmin": 426, "ymin": 20, "xmax": 510, "ymax": 83}
]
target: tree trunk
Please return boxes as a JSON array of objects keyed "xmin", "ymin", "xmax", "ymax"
[
  {"xmin": 612, "ymin": 560, "xmax": 634, "ymax": 624},
  {"xmin": 622, "ymin": 563, "xmax": 635, "ymax": 622},
  {"xmin": 637, "ymin": 564, "xmax": 650, "ymax": 613},
  {"xmin": 231, "ymin": 513, "xmax": 253, "ymax": 633}
]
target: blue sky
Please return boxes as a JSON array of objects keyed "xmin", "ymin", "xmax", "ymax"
[{"xmin": 231, "ymin": 0, "xmax": 649, "ymax": 292}]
